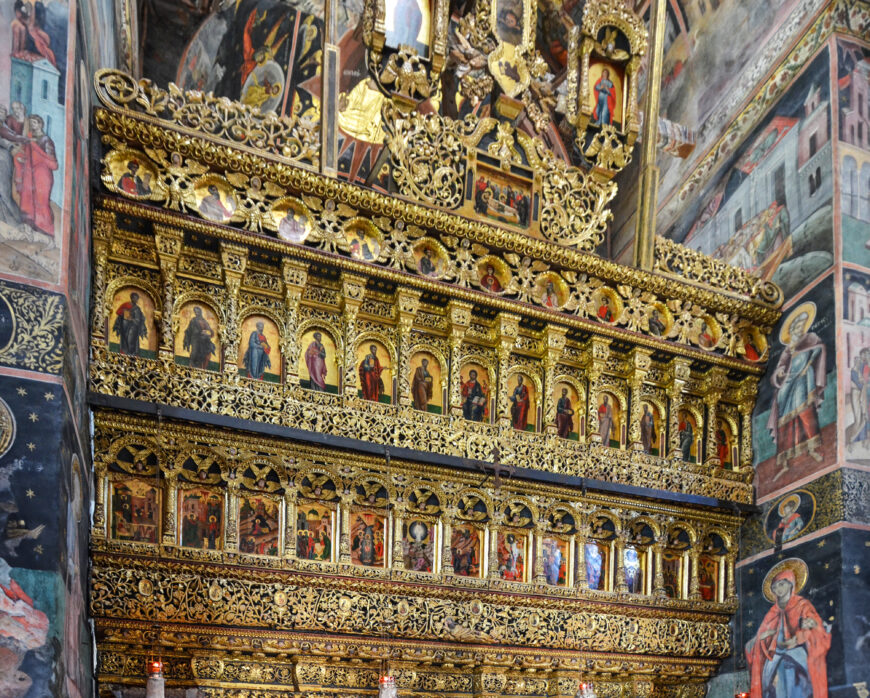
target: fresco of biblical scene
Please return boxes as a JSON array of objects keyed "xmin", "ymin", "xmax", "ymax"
[
  {"xmin": 662, "ymin": 550, "xmax": 683, "ymax": 599},
  {"xmin": 384, "ymin": 0, "xmax": 431, "ymax": 58},
  {"xmin": 193, "ymin": 177, "xmax": 237, "ymax": 223},
  {"xmin": 741, "ymin": 327, "xmax": 768, "ymax": 362},
  {"xmin": 296, "ymin": 503, "xmax": 334, "ymax": 562},
  {"xmin": 410, "ymin": 351, "xmax": 442, "ymax": 414},
  {"xmin": 299, "ymin": 328, "xmax": 339, "ymax": 393},
  {"xmin": 460, "ymin": 363, "xmax": 491, "ymax": 423},
  {"xmin": 350, "ymin": 510, "xmax": 386, "ymax": 568},
  {"xmin": 402, "ymin": 519, "xmax": 434, "ymax": 573},
  {"xmin": 357, "ymin": 340, "xmax": 392, "ymax": 403},
  {"xmin": 478, "ymin": 256, "xmax": 510, "ymax": 294},
  {"xmin": 175, "ymin": 303, "xmax": 221, "ymax": 371},
  {"xmin": 715, "ymin": 419, "xmax": 735, "ymax": 468},
  {"xmin": 450, "ymin": 524, "xmax": 482, "ymax": 578},
  {"xmin": 585, "ymin": 541, "xmax": 608, "ymax": 591},
  {"xmin": 695, "ymin": 316, "xmax": 720, "ymax": 350},
  {"xmin": 472, "ymin": 165, "xmax": 533, "ymax": 228},
  {"xmin": 238, "ymin": 315, "xmax": 281, "ymax": 382},
  {"xmin": 109, "ymin": 287, "xmax": 158, "ymax": 358},
  {"xmin": 667, "ymin": 51, "xmax": 833, "ymax": 300},
  {"xmin": 843, "ymin": 270, "xmax": 870, "ymax": 464},
  {"xmin": 589, "ymin": 60, "xmax": 624, "ymax": 129},
  {"xmin": 179, "ymin": 488, "xmax": 223, "ymax": 551},
  {"xmin": 638, "ymin": 402, "xmax": 663, "ymax": 456},
  {"xmin": 753, "ymin": 278, "xmax": 837, "ymax": 497},
  {"xmin": 343, "ymin": 218, "xmax": 382, "ymax": 262},
  {"xmin": 497, "ymin": 530, "xmax": 528, "ymax": 582},
  {"xmin": 596, "ymin": 391, "xmax": 622, "ymax": 448},
  {"xmin": 536, "ymin": 272, "xmax": 568, "ymax": 310},
  {"xmin": 554, "ymin": 382, "xmax": 580, "ymax": 440},
  {"xmin": 624, "ymin": 546, "xmax": 643, "ymax": 593},
  {"xmin": 698, "ymin": 554, "xmax": 719, "ymax": 602},
  {"xmin": 413, "ymin": 238, "xmax": 448, "ymax": 279},
  {"xmin": 593, "ymin": 289, "xmax": 619, "ymax": 324},
  {"xmin": 764, "ymin": 490, "xmax": 814, "ymax": 547},
  {"xmin": 271, "ymin": 197, "xmax": 314, "ymax": 244},
  {"xmin": 105, "ymin": 151, "xmax": 159, "ymax": 199},
  {"xmin": 646, "ymin": 303, "xmax": 671, "ymax": 338},
  {"xmin": 238, "ymin": 494, "xmax": 280, "ymax": 556},
  {"xmin": 541, "ymin": 536, "xmax": 569, "ymax": 587},
  {"xmin": 507, "ymin": 373, "xmax": 536, "ymax": 432},
  {"xmin": 110, "ymin": 479, "xmax": 160, "ymax": 543},
  {"xmin": 677, "ymin": 410, "xmax": 699, "ymax": 463}
]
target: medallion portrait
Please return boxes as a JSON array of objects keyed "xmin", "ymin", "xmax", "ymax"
[
  {"xmin": 175, "ymin": 303, "xmax": 221, "ymax": 372},
  {"xmin": 238, "ymin": 315, "xmax": 281, "ymax": 382},
  {"xmin": 646, "ymin": 303, "xmax": 671, "ymax": 338},
  {"xmin": 507, "ymin": 373, "xmax": 535, "ymax": 432},
  {"xmin": 410, "ymin": 351, "xmax": 442, "ymax": 413},
  {"xmin": 497, "ymin": 530, "xmax": 528, "ymax": 582},
  {"xmin": 402, "ymin": 519, "xmax": 434, "ymax": 573},
  {"xmin": 384, "ymin": 0, "xmax": 431, "ymax": 58},
  {"xmin": 412, "ymin": 238, "xmax": 448, "ymax": 279},
  {"xmin": 741, "ymin": 327, "xmax": 767, "ymax": 361},
  {"xmin": 541, "ymin": 536, "xmax": 569, "ymax": 587},
  {"xmin": 192, "ymin": 177, "xmax": 237, "ymax": 223},
  {"xmin": 104, "ymin": 150, "xmax": 160, "ymax": 200},
  {"xmin": 696, "ymin": 315, "xmax": 720, "ymax": 350},
  {"xmin": 638, "ymin": 402, "xmax": 663, "ymax": 456},
  {"xmin": 596, "ymin": 391, "xmax": 622, "ymax": 448},
  {"xmin": 764, "ymin": 490, "xmax": 814, "ymax": 546},
  {"xmin": 535, "ymin": 272, "xmax": 568, "ymax": 310},
  {"xmin": 238, "ymin": 495, "xmax": 280, "ymax": 556},
  {"xmin": 554, "ymin": 382, "xmax": 580, "ymax": 440},
  {"xmin": 450, "ymin": 524, "xmax": 481, "ymax": 577},
  {"xmin": 179, "ymin": 488, "xmax": 223, "ymax": 550},
  {"xmin": 299, "ymin": 328, "xmax": 339, "ymax": 393},
  {"xmin": 270, "ymin": 197, "xmax": 314, "ymax": 244},
  {"xmin": 343, "ymin": 219, "xmax": 383, "ymax": 262},
  {"xmin": 478, "ymin": 256, "xmax": 510, "ymax": 294},
  {"xmin": 110, "ymin": 286, "xmax": 157, "ymax": 358},
  {"xmin": 296, "ymin": 504, "xmax": 334, "ymax": 562},
  {"xmin": 593, "ymin": 289, "xmax": 619, "ymax": 324},
  {"xmin": 350, "ymin": 510, "xmax": 386, "ymax": 568},
  {"xmin": 110, "ymin": 479, "xmax": 160, "ymax": 543},
  {"xmin": 356, "ymin": 340, "xmax": 392, "ymax": 403},
  {"xmin": 460, "ymin": 363, "xmax": 490, "ymax": 422},
  {"xmin": 585, "ymin": 541, "xmax": 608, "ymax": 590}
]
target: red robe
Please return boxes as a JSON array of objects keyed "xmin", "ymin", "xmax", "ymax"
[
  {"xmin": 597, "ymin": 304, "xmax": 613, "ymax": 322},
  {"xmin": 14, "ymin": 134, "xmax": 57, "ymax": 235},
  {"xmin": 745, "ymin": 569, "xmax": 830, "ymax": 698},
  {"xmin": 510, "ymin": 384, "xmax": 530, "ymax": 430},
  {"xmin": 359, "ymin": 355, "xmax": 383, "ymax": 401}
]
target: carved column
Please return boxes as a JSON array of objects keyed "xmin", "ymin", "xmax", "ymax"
[
  {"xmin": 339, "ymin": 493, "xmax": 354, "ymax": 564},
  {"xmin": 543, "ymin": 326, "xmax": 568, "ymax": 435},
  {"xmin": 154, "ymin": 225, "xmax": 184, "ymax": 356},
  {"xmin": 704, "ymin": 368, "xmax": 728, "ymax": 467},
  {"xmin": 396, "ymin": 289, "xmax": 422, "ymax": 407},
  {"xmin": 688, "ymin": 549, "xmax": 701, "ymax": 600},
  {"xmin": 474, "ymin": 667, "xmax": 508, "ymax": 698},
  {"xmin": 162, "ymin": 473, "xmax": 178, "ymax": 547},
  {"xmin": 487, "ymin": 509, "xmax": 504, "ymax": 581},
  {"xmin": 725, "ymin": 551, "xmax": 737, "ymax": 602},
  {"xmin": 92, "ymin": 462, "xmax": 109, "ymax": 540},
  {"xmin": 738, "ymin": 377, "xmax": 759, "ymax": 472},
  {"xmin": 614, "ymin": 530, "xmax": 628, "ymax": 593},
  {"xmin": 219, "ymin": 242, "xmax": 248, "ymax": 373},
  {"xmin": 533, "ymin": 522, "xmax": 547, "ymax": 585},
  {"xmin": 91, "ymin": 209, "xmax": 115, "ymax": 340},
  {"xmin": 224, "ymin": 480, "xmax": 240, "ymax": 552},
  {"xmin": 392, "ymin": 503, "xmax": 406, "ymax": 571},
  {"xmin": 574, "ymin": 518, "xmax": 588, "ymax": 591},
  {"xmin": 586, "ymin": 338, "xmax": 611, "ymax": 443},
  {"xmin": 441, "ymin": 505, "xmax": 456, "ymax": 576},
  {"xmin": 285, "ymin": 488, "xmax": 298, "ymax": 563},
  {"xmin": 447, "ymin": 301, "xmax": 472, "ymax": 416},
  {"xmin": 652, "ymin": 535, "xmax": 667, "ymax": 598},
  {"xmin": 668, "ymin": 358, "xmax": 692, "ymax": 458},
  {"xmin": 281, "ymin": 260, "xmax": 309, "ymax": 387},
  {"xmin": 628, "ymin": 348, "xmax": 653, "ymax": 451},
  {"xmin": 496, "ymin": 313, "xmax": 521, "ymax": 427},
  {"xmin": 340, "ymin": 273, "xmax": 367, "ymax": 395}
]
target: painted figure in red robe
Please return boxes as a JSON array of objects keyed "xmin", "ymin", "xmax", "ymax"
[
  {"xmin": 304, "ymin": 331, "xmax": 329, "ymax": 391},
  {"xmin": 13, "ymin": 115, "xmax": 56, "ymax": 236},
  {"xmin": 359, "ymin": 344, "xmax": 384, "ymax": 401},
  {"xmin": 509, "ymin": 375, "xmax": 530, "ymax": 430}
]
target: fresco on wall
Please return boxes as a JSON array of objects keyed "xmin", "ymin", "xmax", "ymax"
[
  {"xmin": 752, "ymin": 275, "xmax": 837, "ymax": 499},
  {"xmin": 838, "ymin": 40, "xmax": 870, "ymax": 269},
  {"xmin": 0, "ymin": 0, "xmax": 69, "ymax": 282},
  {"xmin": 841, "ymin": 529, "xmax": 870, "ymax": 686},
  {"xmin": 665, "ymin": 49, "xmax": 833, "ymax": 301},
  {"xmin": 842, "ymin": 269, "xmax": 870, "ymax": 465}
]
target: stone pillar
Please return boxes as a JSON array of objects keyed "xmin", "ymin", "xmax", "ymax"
[
  {"xmin": 586, "ymin": 338, "xmax": 611, "ymax": 443},
  {"xmin": 704, "ymin": 368, "xmax": 728, "ymax": 467},
  {"xmin": 495, "ymin": 313, "xmax": 521, "ymax": 427},
  {"xmin": 668, "ymin": 358, "xmax": 692, "ymax": 459},
  {"xmin": 396, "ymin": 289, "xmax": 422, "ymax": 407},
  {"xmin": 281, "ymin": 260, "xmax": 309, "ymax": 387},
  {"xmin": 219, "ymin": 242, "xmax": 248, "ymax": 373},
  {"xmin": 340, "ymin": 273, "xmax": 367, "ymax": 396},
  {"xmin": 91, "ymin": 209, "xmax": 115, "ymax": 340},
  {"xmin": 628, "ymin": 348, "xmax": 653, "ymax": 451},
  {"xmin": 543, "ymin": 326, "xmax": 568, "ymax": 435},
  {"xmin": 339, "ymin": 493, "xmax": 354, "ymax": 564},
  {"xmin": 154, "ymin": 225, "xmax": 184, "ymax": 357},
  {"xmin": 447, "ymin": 301, "xmax": 472, "ymax": 416}
]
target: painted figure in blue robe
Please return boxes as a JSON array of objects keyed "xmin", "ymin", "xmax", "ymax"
[
  {"xmin": 243, "ymin": 320, "xmax": 272, "ymax": 380},
  {"xmin": 585, "ymin": 542, "xmax": 603, "ymax": 590},
  {"xmin": 592, "ymin": 68, "xmax": 615, "ymax": 126},
  {"xmin": 386, "ymin": 0, "xmax": 424, "ymax": 54},
  {"xmin": 624, "ymin": 546, "xmax": 641, "ymax": 592}
]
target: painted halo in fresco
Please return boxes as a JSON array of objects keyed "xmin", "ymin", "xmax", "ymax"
[
  {"xmin": 763, "ymin": 490, "xmax": 815, "ymax": 545},
  {"xmin": 343, "ymin": 218, "xmax": 383, "ymax": 262},
  {"xmin": 103, "ymin": 149, "xmax": 162, "ymax": 200}
]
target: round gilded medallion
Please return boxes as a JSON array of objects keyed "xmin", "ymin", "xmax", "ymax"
[{"xmin": 138, "ymin": 579, "xmax": 153, "ymax": 597}]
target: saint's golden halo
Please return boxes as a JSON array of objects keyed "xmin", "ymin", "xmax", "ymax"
[
  {"xmin": 779, "ymin": 302, "xmax": 816, "ymax": 345},
  {"xmin": 777, "ymin": 493, "xmax": 801, "ymax": 517},
  {"xmin": 762, "ymin": 557, "xmax": 808, "ymax": 603}
]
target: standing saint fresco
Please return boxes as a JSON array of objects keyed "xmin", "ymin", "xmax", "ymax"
[
  {"xmin": 461, "ymin": 369, "xmax": 487, "ymax": 422},
  {"xmin": 640, "ymin": 404, "xmax": 655, "ymax": 454},
  {"xmin": 304, "ymin": 332, "xmax": 329, "ymax": 391},
  {"xmin": 411, "ymin": 358, "xmax": 433, "ymax": 411},
  {"xmin": 678, "ymin": 411, "xmax": 694, "ymax": 461},
  {"xmin": 242, "ymin": 320, "xmax": 272, "ymax": 380},
  {"xmin": 358, "ymin": 344, "xmax": 385, "ymax": 402},
  {"xmin": 556, "ymin": 387, "xmax": 574, "ymax": 439},
  {"xmin": 112, "ymin": 292, "xmax": 148, "ymax": 356},
  {"xmin": 598, "ymin": 394, "xmax": 613, "ymax": 445},
  {"xmin": 183, "ymin": 306, "xmax": 217, "ymax": 370},
  {"xmin": 509, "ymin": 375, "xmax": 530, "ymax": 430}
]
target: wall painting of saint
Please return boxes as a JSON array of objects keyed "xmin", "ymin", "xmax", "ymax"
[
  {"xmin": 238, "ymin": 494, "xmax": 281, "ymax": 556},
  {"xmin": 299, "ymin": 328, "xmax": 339, "ymax": 393},
  {"xmin": 179, "ymin": 488, "xmax": 223, "ymax": 551},
  {"xmin": 110, "ymin": 479, "xmax": 160, "ymax": 543},
  {"xmin": 356, "ymin": 340, "xmax": 392, "ymax": 403},
  {"xmin": 175, "ymin": 303, "xmax": 221, "ymax": 372},
  {"xmin": 384, "ymin": 0, "xmax": 431, "ymax": 58},
  {"xmin": 238, "ymin": 315, "xmax": 281, "ymax": 382},
  {"xmin": 410, "ymin": 351, "xmax": 442, "ymax": 414},
  {"xmin": 507, "ymin": 373, "xmax": 536, "ymax": 432},
  {"xmin": 296, "ymin": 503, "xmax": 334, "ymax": 562},
  {"xmin": 764, "ymin": 491, "xmax": 814, "ymax": 546},
  {"xmin": 350, "ymin": 510, "xmax": 386, "ymax": 568},
  {"xmin": 110, "ymin": 287, "xmax": 158, "ymax": 358},
  {"xmin": 402, "ymin": 519, "xmax": 434, "ymax": 573},
  {"xmin": 541, "ymin": 536, "xmax": 569, "ymax": 587},
  {"xmin": 450, "ymin": 524, "xmax": 482, "ymax": 577}
]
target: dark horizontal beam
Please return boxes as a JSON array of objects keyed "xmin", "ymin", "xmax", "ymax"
[{"xmin": 88, "ymin": 391, "xmax": 759, "ymax": 515}]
